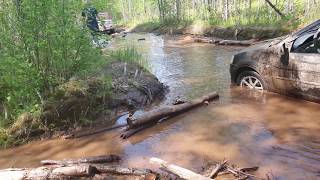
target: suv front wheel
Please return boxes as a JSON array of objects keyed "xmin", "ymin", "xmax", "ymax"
[{"xmin": 236, "ymin": 71, "xmax": 266, "ymax": 90}]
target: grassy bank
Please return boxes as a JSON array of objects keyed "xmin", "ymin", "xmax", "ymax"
[
  {"xmin": 130, "ymin": 19, "xmax": 295, "ymax": 40},
  {"xmin": 0, "ymin": 0, "xmax": 163, "ymax": 148},
  {"xmin": 0, "ymin": 47, "xmax": 165, "ymax": 148}
]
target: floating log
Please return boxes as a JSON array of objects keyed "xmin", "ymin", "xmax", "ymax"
[
  {"xmin": 40, "ymin": 155, "xmax": 121, "ymax": 165},
  {"xmin": 150, "ymin": 157, "xmax": 211, "ymax": 180},
  {"xmin": 126, "ymin": 92, "xmax": 219, "ymax": 130}
]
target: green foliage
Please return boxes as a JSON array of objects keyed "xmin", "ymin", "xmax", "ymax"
[
  {"xmin": 0, "ymin": 0, "xmax": 104, "ymax": 125},
  {"xmin": 0, "ymin": 128, "xmax": 8, "ymax": 147},
  {"xmin": 109, "ymin": 47, "xmax": 150, "ymax": 70},
  {"xmin": 108, "ymin": 0, "xmax": 320, "ymax": 30}
]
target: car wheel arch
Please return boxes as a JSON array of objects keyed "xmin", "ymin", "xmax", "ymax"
[{"xmin": 235, "ymin": 66, "xmax": 260, "ymax": 81}]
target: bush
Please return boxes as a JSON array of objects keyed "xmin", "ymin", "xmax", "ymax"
[{"xmin": 0, "ymin": 1, "xmax": 104, "ymax": 125}]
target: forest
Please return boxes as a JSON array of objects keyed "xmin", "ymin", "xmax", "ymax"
[{"xmin": 102, "ymin": 0, "xmax": 319, "ymax": 27}]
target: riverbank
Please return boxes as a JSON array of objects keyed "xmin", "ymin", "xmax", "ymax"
[
  {"xmin": 1, "ymin": 60, "xmax": 166, "ymax": 148},
  {"xmin": 129, "ymin": 21, "xmax": 293, "ymax": 40}
]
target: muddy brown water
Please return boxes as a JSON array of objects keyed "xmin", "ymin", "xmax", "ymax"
[{"xmin": 1, "ymin": 34, "xmax": 320, "ymax": 179}]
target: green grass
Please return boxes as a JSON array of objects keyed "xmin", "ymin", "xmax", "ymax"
[{"xmin": 109, "ymin": 47, "xmax": 150, "ymax": 70}]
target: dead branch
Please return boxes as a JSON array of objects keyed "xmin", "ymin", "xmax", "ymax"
[
  {"xmin": 264, "ymin": 0, "xmax": 285, "ymax": 18},
  {"xmin": 209, "ymin": 160, "xmax": 228, "ymax": 179}
]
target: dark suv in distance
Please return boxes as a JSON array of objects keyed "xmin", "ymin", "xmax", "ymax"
[{"xmin": 230, "ymin": 19, "xmax": 320, "ymax": 103}]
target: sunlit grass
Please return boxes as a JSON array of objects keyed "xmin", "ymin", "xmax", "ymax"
[{"xmin": 109, "ymin": 47, "xmax": 150, "ymax": 70}]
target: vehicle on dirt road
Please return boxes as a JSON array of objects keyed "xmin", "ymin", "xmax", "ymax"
[
  {"xmin": 230, "ymin": 19, "xmax": 320, "ymax": 103},
  {"xmin": 98, "ymin": 12, "xmax": 115, "ymax": 34}
]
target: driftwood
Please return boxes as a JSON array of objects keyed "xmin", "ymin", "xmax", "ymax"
[
  {"xmin": 209, "ymin": 160, "xmax": 228, "ymax": 178},
  {"xmin": 226, "ymin": 165, "xmax": 257, "ymax": 179},
  {"xmin": 0, "ymin": 165, "xmax": 96, "ymax": 180},
  {"xmin": 126, "ymin": 92, "xmax": 219, "ymax": 130},
  {"xmin": 194, "ymin": 37, "xmax": 216, "ymax": 44},
  {"xmin": 208, "ymin": 163, "xmax": 259, "ymax": 179},
  {"xmin": 40, "ymin": 155, "xmax": 121, "ymax": 165},
  {"xmin": 150, "ymin": 157, "xmax": 211, "ymax": 180},
  {"xmin": 0, "ymin": 155, "xmax": 155, "ymax": 180},
  {"xmin": 194, "ymin": 36, "xmax": 256, "ymax": 46},
  {"xmin": 218, "ymin": 40, "xmax": 254, "ymax": 46},
  {"xmin": 94, "ymin": 165, "xmax": 152, "ymax": 176},
  {"xmin": 0, "ymin": 165, "xmax": 153, "ymax": 180}
]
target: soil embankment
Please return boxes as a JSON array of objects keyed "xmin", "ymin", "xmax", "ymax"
[{"xmin": 6, "ymin": 61, "xmax": 166, "ymax": 146}]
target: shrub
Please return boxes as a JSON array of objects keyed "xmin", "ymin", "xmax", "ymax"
[{"xmin": 0, "ymin": 0, "xmax": 104, "ymax": 124}]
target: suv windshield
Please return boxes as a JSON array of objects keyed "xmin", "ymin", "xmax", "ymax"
[
  {"xmin": 293, "ymin": 19, "xmax": 320, "ymax": 37},
  {"xmin": 292, "ymin": 33, "xmax": 314, "ymax": 51}
]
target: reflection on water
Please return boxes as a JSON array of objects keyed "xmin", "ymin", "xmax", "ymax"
[{"xmin": 0, "ymin": 34, "xmax": 320, "ymax": 179}]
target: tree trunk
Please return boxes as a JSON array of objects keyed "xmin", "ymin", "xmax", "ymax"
[
  {"xmin": 126, "ymin": 92, "xmax": 219, "ymax": 130},
  {"xmin": 264, "ymin": 0, "xmax": 285, "ymax": 18}
]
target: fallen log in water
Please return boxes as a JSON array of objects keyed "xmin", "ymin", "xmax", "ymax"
[
  {"xmin": 120, "ymin": 121, "xmax": 157, "ymax": 139},
  {"xmin": 0, "ymin": 165, "xmax": 153, "ymax": 180},
  {"xmin": 0, "ymin": 165, "xmax": 96, "ymax": 180},
  {"xmin": 218, "ymin": 40, "xmax": 254, "ymax": 46},
  {"xmin": 94, "ymin": 165, "xmax": 152, "ymax": 176},
  {"xmin": 193, "ymin": 36, "xmax": 256, "ymax": 46},
  {"xmin": 0, "ymin": 155, "xmax": 155, "ymax": 180},
  {"xmin": 40, "ymin": 155, "xmax": 121, "ymax": 165},
  {"xmin": 126, "ymin": 92, "xmax": 219, "ymax": 130},
  {"xmin": 150, "ymin": 157, "xmax": 211, "ymax": 180}
]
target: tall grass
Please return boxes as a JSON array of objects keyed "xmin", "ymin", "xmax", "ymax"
[{"xmin": 109, "ymin": 47, "xmax": 150, "ymax": 70}]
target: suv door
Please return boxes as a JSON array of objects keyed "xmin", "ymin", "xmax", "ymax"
[{"xmin": 288, "ymin": 35, "xmax": 320, "ymax": 102}]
